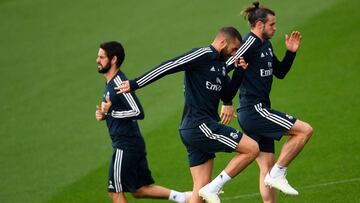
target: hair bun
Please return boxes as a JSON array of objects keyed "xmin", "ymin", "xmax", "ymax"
[{"xmin": 253, "ymin": 1, "xmax": 260, "ymax": 9}]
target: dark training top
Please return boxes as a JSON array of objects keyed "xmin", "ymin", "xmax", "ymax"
[
  {"xmin": 103, "ymin": 71, "xmax": 146, "ymax": 152},
  {"xmin": 129, "ymin": 46, "xmax": 244, "ymax": 129},
  {"xmin": 226, "ymin": 32, "xmax": 296, "ymax": 109}
]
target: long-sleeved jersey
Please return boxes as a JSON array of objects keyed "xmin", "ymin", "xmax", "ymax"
[
  {"xmin": 103, "ymin": 71, "xmax": 145, "ymax": 151},
  {"xmin": 226, "ymin": 32, "xmax": 296, "ymax": 108},
  {"xmin": 128, "ymin": 45, "xmax": 237, "ymax": 129}
]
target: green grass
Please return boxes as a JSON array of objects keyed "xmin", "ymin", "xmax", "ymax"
[{"xmin": 1, "ymin": 0, "xmax": 359, "ymax": 202}]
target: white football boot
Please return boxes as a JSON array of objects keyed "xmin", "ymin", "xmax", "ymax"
[
  {"xmin": 198, "ymin": 183, "xmax": 223, "ymax": 203},
  {"xmin": 264, "ymin": 172, "xmax": 299, "ymax": 195}
]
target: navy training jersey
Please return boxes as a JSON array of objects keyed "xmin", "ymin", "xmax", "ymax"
[
  {"xmin": 103, "ymin": 71, "xmax": 146, "ymax": 151},
  {"xmin": 129, "ymin": 46, "xmax": 233, "ymax": 129},
  {"xmin": 226, "ymin": 32, "xmax": 296, "ymax": 108}
]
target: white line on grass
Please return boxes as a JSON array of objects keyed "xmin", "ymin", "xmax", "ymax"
[{"xmin": 222, "ymin": 177, "xmax": 360, "ymax": 201}]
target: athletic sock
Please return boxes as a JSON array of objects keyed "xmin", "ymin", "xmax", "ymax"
[
  {"xmin": 207, "ymin": 170, "xmax": 232, "ymax": 193},
  {"xmin": 169, "ymin": 190, "xmax": 185, "ymax": 203},
  {"xmin": 269, "ymin": 163, "xmax": 287, "ymax": 178}
]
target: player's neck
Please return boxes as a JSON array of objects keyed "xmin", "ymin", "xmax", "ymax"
[
  {"xmin": 211, "ymin": 40, "xmax": 226, "ymax": 54},
  {"xmin": 251, "ymin": 29, "xmax": 264, "ymax": 42},
  {"xmin": 104, "ymin": 67, "xmax": 119, "ymax": 83},
  {"xmin": 211, "ymin": 43, "xmax": 220, "ymax": 54}
]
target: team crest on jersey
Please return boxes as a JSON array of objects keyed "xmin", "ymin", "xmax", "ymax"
[
  {"xmin": 230, "ymin": 132, "xmax": 238, "ymax": 139},
  {"xmin": 104, "ymin": 91, "xmax": 110, "ymax": 100}
]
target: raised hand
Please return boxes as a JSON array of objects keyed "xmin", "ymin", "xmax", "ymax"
[
  {"xmin": 114, "ymin": 80, "xmax": 130, "ymax": 94},
  {"xmin": 285, "ymin": 31, "xmax": 302, "ymax": 52}
]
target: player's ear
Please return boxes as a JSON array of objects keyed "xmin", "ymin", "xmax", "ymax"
[
  {"xmin": 255, "ymin": 20, "xmax": 264, "ymax": 29},
  {"xmin": 111, "ymin": 56, "xmax": 118, "ymax": 66},
  {"xmin": 219, "ymin": 38, "xmax": 228, "ymax": 49}
]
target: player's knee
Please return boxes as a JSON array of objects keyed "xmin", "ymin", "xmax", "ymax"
[
  {"xmin": 306, "ymin": 124, "xmax": 313, "ymax": 137},
  {"xmin": 245, "ymin": 139, "xmax": 260, "ymax": 160},
  {"xmin": 302, "ymin": 122, "xmax": 313, "ymax": 139},
  {"xmin": 251, "ymin": 145, "xmax": 260, "ymax": 159},
  {"xmin": 295, "ymin": 121, "xmax": 313, "ymax": 142},
  {"xmin": 236, "ymin": 134, "xmax": 259, "ymax": 160},
  {"xmin": 108, "ymin": 192, "xmax": 121, "ymax": 201}
]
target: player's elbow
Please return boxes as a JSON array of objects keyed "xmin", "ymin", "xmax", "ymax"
[
  {"xmin": 137, "ymin": 110, "xmax": 144, "ymax": 119},
  {"xmin": 275, "ymin": 73, "xmax": 286, "ymax": 79}
]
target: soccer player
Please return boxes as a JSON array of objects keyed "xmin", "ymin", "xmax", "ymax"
[
  {"xmin": 115, "ymin": 27, "xmax": 260, "ymax": 203},
  {"xmin": 224, "ymin": 2, "xmax": 313, "ymax": 202},
  {"xmin": 95, "ymin": 41, "xmax": 192, "ymax": 203}
]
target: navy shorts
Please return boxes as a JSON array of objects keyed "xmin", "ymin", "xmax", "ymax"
[
  {"xmin": 108, "ymin": 148, "xmax": 154, "ymax": 193},
  {"xmin": 238, "ymin": 103, "xmax": 297, "ymax": 153},
  {"xmin": 179, "ymin": 121, "xmax": 243, "ymax": 167}
]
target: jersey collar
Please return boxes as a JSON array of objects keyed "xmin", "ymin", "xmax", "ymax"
[{"xmin": 209, "ymin": 45, "xmax": 220, "ymax": 59}]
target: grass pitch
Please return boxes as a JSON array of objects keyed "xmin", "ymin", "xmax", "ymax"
[{"xmin": 0, "ymin": 0, "xmax": 359, "ymax": 202}]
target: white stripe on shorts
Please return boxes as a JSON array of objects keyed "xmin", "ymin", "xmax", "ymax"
[
  {"xmin": 199, "ymin": 123, "xmax": 238, "ymax": 149},
  {"xmin": 254, "ymin": 103, "xmax": 293, "ymax": 130},
  {"xmin": 114, "ymin": 149, "xmax": 123, "ymax": 192}
]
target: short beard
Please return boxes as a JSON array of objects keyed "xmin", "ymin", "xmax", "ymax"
[
  {"xmin": 262, "ymin": 33, "xmax": 271, "ymax": 40},
  {"xmin": 98, "ymin": 62, "xmax": 111, "ymax": 73},
  {"xmin": 262, "ymin": 30, "xmax": 273, "ymax": 40},
  {"xmin": 219, "ymin": 50, "xmax": 226, "ymax": 61},
  {"xmin": 219, "ymin": 47, "xmax": 230, "ymax": 62}
]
